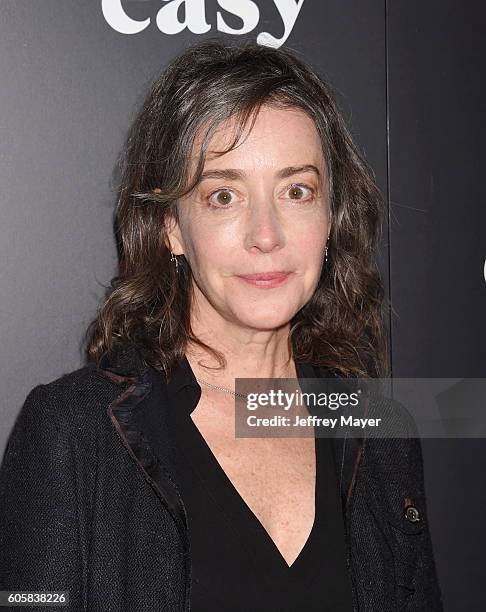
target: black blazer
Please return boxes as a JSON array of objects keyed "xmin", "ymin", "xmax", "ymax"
[{"xmin": 0, "ymin": 344, "xmax": 443, "ymax": 611}]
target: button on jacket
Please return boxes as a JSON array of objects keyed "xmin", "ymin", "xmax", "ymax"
[{"xmin": 0, "ymin": 343, "xmax": 444, "ymax": 611}]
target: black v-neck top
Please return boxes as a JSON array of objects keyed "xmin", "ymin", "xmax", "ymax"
[{"xmin": 166, "ymin": 356, "xmax": 353, "ymax": 612}]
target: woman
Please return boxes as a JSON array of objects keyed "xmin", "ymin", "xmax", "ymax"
[{"xmin": 0, "ymin": 40, "xmax": 443, "ymax": 611}]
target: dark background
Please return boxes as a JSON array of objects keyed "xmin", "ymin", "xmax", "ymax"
[
  {"xmin": 387, "ymin": 3, "xmax": 486, "ymax": 610},
  {"xmin": 1, "ymin": 1, "xmax": 484, "ymax": 609}
]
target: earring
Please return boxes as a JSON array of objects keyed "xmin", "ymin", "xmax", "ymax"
[
  {"xmin": 325, "ymin": 244, "xmax": 329, "ymax": 265},
  {"xmin": 170, "ymin": 251, "xmax": 179, "ymax": 272}
]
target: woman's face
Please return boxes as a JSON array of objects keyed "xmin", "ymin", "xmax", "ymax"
[{"xmin": 166, "ymin": 104, "xmax": 331, "ymax": 332}]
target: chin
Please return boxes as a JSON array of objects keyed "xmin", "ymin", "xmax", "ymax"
[{"xmin": 232, "ymin": 306, "xmax": 296, "ymax": 331}]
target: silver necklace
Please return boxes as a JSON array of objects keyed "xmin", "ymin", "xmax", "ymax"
[{"xmin": 195, "ymin": 376, "xmax": 248, "ymax": 400}]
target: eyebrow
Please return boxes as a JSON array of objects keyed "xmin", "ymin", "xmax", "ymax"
[{"xmin": 198, "ymin": 164, "xmax": 321, "ymax": 183}]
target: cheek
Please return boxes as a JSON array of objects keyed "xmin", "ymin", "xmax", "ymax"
[
  {"xmin": 188, "ymin": 229, "xmax": 236, "ymax": 273},
  {"xmin": 296, "ymin": 225, "xmax": 328, "ymax": 266}
]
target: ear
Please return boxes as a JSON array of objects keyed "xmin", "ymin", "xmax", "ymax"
[{"xmin": 164, "ymin": 212, "xmax": 185, "ymax": 256}]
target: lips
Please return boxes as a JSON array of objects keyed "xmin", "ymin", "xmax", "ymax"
[
  {"xmin": 237, "ymin": 272, "xmax": 290, "ymax": 281},
  {"xmin": 235, "ymin": 271, "xmax": 292, "ymax": 288}
]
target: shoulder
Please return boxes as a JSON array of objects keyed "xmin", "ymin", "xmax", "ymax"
[
  {"xmin": 367, "ymin": 393, "xmax": 419, "ymax": 437},
  {"xmin": 38, "ymin": 361, "xmax": 130, "ymax": 399},
  {"xmin": 16, "ymin": 363, "xmax": 133, "ymax": 436},
  {"xmin": 361, "ymin": 393, "xmax": 425, "ymax": 477}
]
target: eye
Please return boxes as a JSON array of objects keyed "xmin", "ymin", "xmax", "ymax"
[
  {"xmin": 284, "ymin": 183, "xmax": 315, "ymax": 202},
  {"xmin": 207, "ymin": 188, "xmax": 237, "ymax": 209}
]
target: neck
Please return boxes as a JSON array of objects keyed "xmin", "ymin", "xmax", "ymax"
[{"xmin": 185, "ymin": 331, "xmax": 296, "ymax": 387}]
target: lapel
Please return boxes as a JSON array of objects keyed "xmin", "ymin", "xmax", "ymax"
[
  {"xmin": 98, "ymin": 343, "xmax": 364, "ymax": 533},
  {"xmin": 293, "ymin": 360, "xmax": 365, "ymax": 515}
]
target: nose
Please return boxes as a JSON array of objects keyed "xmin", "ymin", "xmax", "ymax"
[{"xmin": 243, "ymin": 196, "xmax": 286, "ymax": 255}]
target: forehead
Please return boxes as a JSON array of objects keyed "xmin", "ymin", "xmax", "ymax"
[{"xmin": 189, "ymin": 105, "xmax": 326, "ymax": 173}]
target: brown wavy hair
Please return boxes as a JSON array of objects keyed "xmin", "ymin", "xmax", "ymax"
[{"xmin": 84, "ymin": 38, "xmax": 390, "ymax": 379}]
